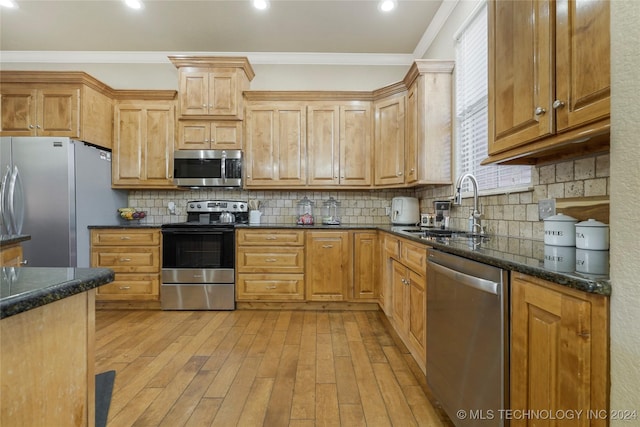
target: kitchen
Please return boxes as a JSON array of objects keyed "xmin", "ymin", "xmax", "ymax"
[{"xmin": 1, "ymin": 1, "xmax": 639, "ymax": 426}]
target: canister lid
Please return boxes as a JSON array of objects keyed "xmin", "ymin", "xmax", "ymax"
[
  {"xmin": 575, "ymin": 218, "xmax": 608, "ymax": 228},
  {"xmin": 544, "ymin": 213, "xmax": 578, "ymax": 222}
]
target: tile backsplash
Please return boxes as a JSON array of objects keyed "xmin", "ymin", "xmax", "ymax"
[{"xmin": 130, "ymin": 153, "xmax": 609, "ymax": 240}]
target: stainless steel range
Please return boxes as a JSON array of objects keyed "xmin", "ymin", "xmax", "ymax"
[{"xmin": 160, "ymin": 200, "xmax": 248, "ymax": 310}]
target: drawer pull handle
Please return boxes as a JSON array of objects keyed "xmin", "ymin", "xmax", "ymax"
[
  {"xmin": 322, "ymin": 245, "xmax": 334, "ymax": 249},
  {"xmin": 119, "ymin": 258, "xmax": 131, "ymax": 262},
  {"xmin": 120, "ymin": 236, "xmax": 131, "ymax": 240},
  {"xmin": 265, "ymin": 258, "xmax": 278, "ymax": 262},
  {"xmin": 265, "ymin": 285, "xmax": 277, "ymax": 289},
  {"xmin": 265, "ymin": 236, "xmax": 277, "ymax": 240},
  {"xmin": 119, "ymin": 286, "xmax": 131, "ymax": 290}
]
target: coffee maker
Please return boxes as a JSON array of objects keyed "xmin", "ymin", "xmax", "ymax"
[{"xmin": 433, "ymin": 200, "xmax": 451, "ymax": 228}]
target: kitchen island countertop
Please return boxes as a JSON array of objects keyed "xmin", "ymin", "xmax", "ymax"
[
  {"xmin": 0, "ymin": 267, "xmax": 115, "ymax": 319},
  {"xmin": 0, "ymin": 234, "xmax": 32, "ymax": 246}
]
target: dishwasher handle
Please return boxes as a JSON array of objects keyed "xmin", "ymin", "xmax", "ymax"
[{"xmin": 428, "ymin": 260, "xmax": 500, "ymax": 295}]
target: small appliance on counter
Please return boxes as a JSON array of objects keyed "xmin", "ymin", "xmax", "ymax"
[
  {"xmin": 296, "ymin": 196, "xmax": 315, "ymax": 225},
  {"xmin": 433, "ymin": 200, "xmax": 451, "ymax": 228},
  {"xmin": 390, "ymin": 197, "xmax": 420, "ymax": 225}
]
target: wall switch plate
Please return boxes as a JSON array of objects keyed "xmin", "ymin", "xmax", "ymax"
[{"xmin": 538, "ymin": 199, "xmax": 556, "ymax": 220}]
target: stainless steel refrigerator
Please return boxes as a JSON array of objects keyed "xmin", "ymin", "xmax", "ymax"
[{"xmin": 1, "ymin": 137, "xmax": 128, "ymax": 267}]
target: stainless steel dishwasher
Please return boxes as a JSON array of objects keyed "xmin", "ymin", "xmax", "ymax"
[{"xmin": 426, "ymin": 249, "xmax": 509, "ymax": 427}]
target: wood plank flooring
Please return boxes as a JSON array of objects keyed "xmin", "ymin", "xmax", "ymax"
[{"xmin": 95, "ymin": 309, "xmax": 454, "ymax": 427}]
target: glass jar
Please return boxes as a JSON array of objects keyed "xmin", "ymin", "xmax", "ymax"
[
  {"xmin": 296, "ymin": 196, "xmax": 315, "ymax": 225},
  {"xmin": 322, "ymin": 197, "xmax": 341, "ymax": 225}
]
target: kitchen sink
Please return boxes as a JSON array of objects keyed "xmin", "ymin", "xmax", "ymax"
[{"xmin": 400, "ymin": 228, "xmax": 489, "ymax": 241}]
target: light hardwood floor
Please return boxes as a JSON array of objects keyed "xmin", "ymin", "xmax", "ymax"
[{"xmin": 95, "ymin": 309, "xmax": 454, "ymax": 426}]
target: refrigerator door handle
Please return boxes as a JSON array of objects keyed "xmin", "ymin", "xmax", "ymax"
[
  {"xmin": 1, "ymin": 165, "xmax": 12, "ymax": 234},
  {"xmin": 7, "ymin": 166, "xmax": 24, "ymax": 235}
]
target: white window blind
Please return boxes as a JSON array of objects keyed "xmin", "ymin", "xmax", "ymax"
[{"xmin": 455, "ymin": 2, "xmax": 531, "ymax": 193}]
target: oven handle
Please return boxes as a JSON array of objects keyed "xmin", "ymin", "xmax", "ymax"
[
  {"xmin": 428, "ymin": 260, "xmax": 500, "ymax": 295},
  {"xmin": 162, "ymin": 229, "xmax": 233, "ymax": 235}
]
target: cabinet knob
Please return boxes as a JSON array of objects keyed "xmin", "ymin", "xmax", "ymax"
[
  {"xmin": 29, "ymin": 125, "xmax": 35, "ymax": 129},
  {"xmin": 534, "ymin": 107, "xmax": 546, "ymax": 116},
  {"xmin": 202, "ymin": 104, "xmax": 207, "ymax": 108},
  {"xmin": 36, "ymin": 125, "xmax": 41, "ymax": 129},
  {"xmin": 397, "ymin": 171, "xmax": 403, "ymax": 176},
  {"xmin": 552, "ymin": 99, "xmax": 565, "ymax": 109},
  {"xmin": 20, "ymin": 259, "xmax": 28, "ymax": 265}
]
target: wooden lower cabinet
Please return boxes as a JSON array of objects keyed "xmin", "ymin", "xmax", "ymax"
[
  {"xmin": 236, "ymin": 229, "xmax": 305, "ymax": 301},
  {"xmin": 0, "ymin": 242, "xmax": 24, "ymax": 267},
  {"xmin": 388, "ymin": 239, "xmax": 427, "ymax": 373},
  {"xmin": 352, "ymin": 231, "xmax": 378, "ymax": 300},
  {"xmin": 305, "ymin": 231, "xmax": 351, "ymax": 301},
  {"xmin": 510, "ymin": 272, "xmax": 609, "ymax": 426},
  {"xmin": 90, "ymin": 228, "xmax": 161, "ymax": 302}
]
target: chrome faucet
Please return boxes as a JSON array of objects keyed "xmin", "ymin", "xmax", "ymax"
[{"xmin": 454, "ymin": 173, "xmax": 482, "ymax": 233}]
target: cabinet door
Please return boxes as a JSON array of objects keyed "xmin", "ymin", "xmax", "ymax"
[
  {"xmin": 38, "ymin": 88, "xmax": 80, "ymax": 137},
  {"xmin": 244, "ymin": 103, "xmax": 306, "ymax": 187},
  {"xmin": 352, "ymin": 231, "xmax": 378, "ymax": 299},
  {"xmin": 305, "ymin": 231, "xmax": 350, "ymax": 301},
  {"xmin": 179, "ymin": 71, "xmax": 209, "ymax": 116},
  {"xmin": 488, "ymin": 0, "xmax": 554, "ymax": 154},
  {"xmin": 390, "ymin": 261, "xmax": 407, "ymax": 329},
  {"xmin": 177, "ymin": 121, "xmax": 210, "ymax": 149},
  {"xmin": 208, "ymin": 70, "xmax": 238, "ymax": 117},
  {"xmin": 407, "ymin": 268, "xmax": 426, "ymax": 361},
  {"xmin": 511, "ymin": 273, "xmax": 609, "ymax": 427},
  {"xmin": 307, "ymin": 104, "xmax": 340, "ymax": 186},
  {"xmin": 0, "ymin": 88, "xmax": 37, "ymax": 136},
  {"xmin": 554, "ymin": 0, "xmax": 610, "ymax": 132},
  {"xmin": 210, "ymin": 121, "xmax": 242, "ymax": 149},
  {"xmin": 374, "ymin": 94, "xmax": 405, "ymax": 185},
  {"xmin": 340, "ymin": 103, "xmax": 372, "ymax": 186},
  {"xmin": 405, "ymin": 83, "xmax": 419, "ymax": 184},
  {"xmin": 113, "ymin": 103, "xmax": 175, "ymax": 187}
]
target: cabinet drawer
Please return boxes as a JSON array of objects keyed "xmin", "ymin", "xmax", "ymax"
[
  {"xmin": 0, "ymin": 245, "xmax": 23, "ymax": 267},
  {"xmin": 384, "ymin": 235, "xmax": 400, "ymax": 258},
  {"xmin": 237, "ymin": 247, "xmax": 304, "ymax": 273},
  {"xmin": 401, "ymin": 240, "xmax": 427, "ymax": 273},
  {"xmin": 236, "ymin": 229, "xmax": 304, "ymax": 246},
  {"xmin": 91, "ymin": 247, "xmax": 159, "ymax": 272},
  {"xmin": 236, "ymin": 274, "xmax": 305, "ymax": 300},
  {"xmin": 91, "ymin": 229, "xmax": 160, "ymax": 246},
  {"xmin": 96, "ymin": 274, "xmax": 159, "ymax": 300}
]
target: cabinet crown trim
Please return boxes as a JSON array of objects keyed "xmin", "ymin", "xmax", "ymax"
[{"xmin": 168, "ymin": 55, "xmax": 255, "ymax": 81}]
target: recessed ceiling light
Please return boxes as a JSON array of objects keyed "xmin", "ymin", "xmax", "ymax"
[
  {"xmin": 0, "ymin": 0, "xmax": 18, "ymax": 8},
  {"xmin": 379, "ymin": 0, "xmax": 397, "ymax": 12},
  {"xmin": 125, "ymin": 0, "xmax": 143, "ymax": 10},
  {"xmin": 252, "ymin": 0, "xmax": 269, "ymax": 10}
]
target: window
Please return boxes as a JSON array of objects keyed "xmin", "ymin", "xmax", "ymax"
[{"xmin": 454, "ymin": 2, "xmax": 531, "ymax": 193}]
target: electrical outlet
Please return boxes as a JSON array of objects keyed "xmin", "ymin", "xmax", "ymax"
[{"xmin": 538, "ymin": 199, "xmax": 556, "ymax": 220}]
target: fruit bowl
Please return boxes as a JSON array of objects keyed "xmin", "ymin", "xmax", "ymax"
[{"xmin": 117, "ymin": 208, "xmax": 147, "ymax": 223}]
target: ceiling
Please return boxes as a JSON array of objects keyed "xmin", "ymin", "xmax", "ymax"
[{"xmin": 0, "ymin": 0, "xmax": 454, "ymax": 65}]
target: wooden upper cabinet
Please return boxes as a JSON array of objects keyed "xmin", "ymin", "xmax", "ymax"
[
  {"xmin": 374, "ymin": 93, "xmax": 406, "ymax": 186},
  {"xmin": 1, "ymin": 87, "xmax": 80, "ymax": 137},
  {"xmin": 112, "ymin": 101, "xmax": 176, "ymax": 188},
  {"xmin": 177, "ymin": 120, "xmax": 242, "ymax": 150},
  {"xmin": 307, "ymin": 102, "xmax": 373, "ymax": 187},
  {"xmin": 244, "ymin": 102, "xmax": 307, "ymax": 187},
  {"xmin": 0, "ymin": 73, "xmax": 114, "ymax": 148},
  {"xmin": 404, "ymin": 61, "xmax": 454, "ymax": 185},
  {"xmin": 170, "ymin": 56, "xmax": 255, "ymax": 120},
  {"xmin": 487, "ymin": 0, "xmax": 610, "ymax": 165}
]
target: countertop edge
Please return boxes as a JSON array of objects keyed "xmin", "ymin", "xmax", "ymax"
[
  {"xmin": 0, "ymin": 268, "xmax": 115, "ymax": 319},
  {"xmin": 0, "ymin": 234, "xmax": 32, "ymax": 246}
]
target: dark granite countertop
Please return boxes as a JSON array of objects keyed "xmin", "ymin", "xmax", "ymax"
[
  {"xmin": 0, "ymin": 234, "xmax": 32, "ymax": 246},
  {"xmin": 88, "ymin": 224, "xmax": 162, "ymax": 229},
  {"xmin": 89, "ymin": 222, "xmax": 610, "ymax": 296},
  {"xmin": 0, "ymin": 267, "xmax": 115, "ymax": 319}
]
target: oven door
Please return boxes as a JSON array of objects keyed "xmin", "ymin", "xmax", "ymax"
[{"xmin": 162, "ymin": 227, "xmax": 235, "ymax": 271}]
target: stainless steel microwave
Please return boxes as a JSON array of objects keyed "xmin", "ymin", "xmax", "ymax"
[{"xmin": 173, "ymin": 150, "xmax": 242, "ymax": 188}]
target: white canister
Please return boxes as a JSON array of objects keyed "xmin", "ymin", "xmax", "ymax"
[
  {"xmin": 543, "ymin": 213, "xmax": 578, "ymax": 246},
  {"xmin": 544, "ymin": 245, "xmax": 576, "ymax": 273},
  {"xmin": 575, "ymin": 218, "xmax": 609, "ymax": 250},
  {"xmin": 576, "ymin": 248, "xmax": 609, "ymax": 275},
  {"xmin": 249, "ymin": 210, "xmax": 262, "ymax": 225}
]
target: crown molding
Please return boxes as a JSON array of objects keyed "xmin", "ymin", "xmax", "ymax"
[{"xmin": 0, "ymin": 50, "xmax": 416, "ymax": 66}]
